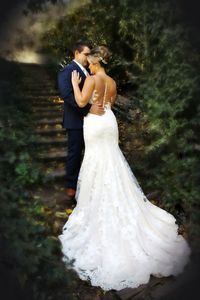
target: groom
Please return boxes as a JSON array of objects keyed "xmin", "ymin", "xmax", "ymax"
[{"xmin": 58, "ymin": 40, "xmax": 104, "ymax": 200}]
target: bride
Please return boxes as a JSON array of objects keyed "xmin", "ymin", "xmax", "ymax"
[{"xmin": 59, "ymin": 46, "xmax": 191, "ymax": 291}]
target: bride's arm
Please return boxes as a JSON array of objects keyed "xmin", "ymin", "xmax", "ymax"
[{"xmin": 71, "ymin": 71, "xmax": 95, "ymax": 108}]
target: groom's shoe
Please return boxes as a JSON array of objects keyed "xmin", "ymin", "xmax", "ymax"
[
  {"xmin": 65, "ymin": 188, "xmax": 76, "ymax": 201},
  {"xmin": 56, "ymin": 188, "xmax": 76, "ymax": 206}
]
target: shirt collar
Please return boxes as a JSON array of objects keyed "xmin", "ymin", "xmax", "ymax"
[{"xmin": 73, "ymin": 59, "xmax": 88, "ymax": 75}]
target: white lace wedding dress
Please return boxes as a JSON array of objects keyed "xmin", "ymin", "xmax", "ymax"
[{"xmin": 59, "ymin": 100, "xmax": 191, "ymax": 291}]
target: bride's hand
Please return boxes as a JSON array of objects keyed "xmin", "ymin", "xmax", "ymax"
[{"xmin": 71, "ymin": 70, "xmax": 81, "ymax": 85}]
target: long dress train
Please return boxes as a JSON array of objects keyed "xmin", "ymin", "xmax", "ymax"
[{"xmin": 59, "ymin": 102, "xmax": 191, "ymax": 291}]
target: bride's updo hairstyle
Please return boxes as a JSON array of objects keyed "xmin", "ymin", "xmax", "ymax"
[{"xmin": 88, "ymin": 46, "xmax": 110, "ymax": 66}]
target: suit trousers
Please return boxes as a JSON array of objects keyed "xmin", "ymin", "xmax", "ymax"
[{"xmin": 65, "ymin": 129, "xmax": 84, "ymax": 190}]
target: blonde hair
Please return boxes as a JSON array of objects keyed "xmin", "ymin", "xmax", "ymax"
[{"xmin": 88, "ymin": 46, "xmax": 110, "ymax": 65}]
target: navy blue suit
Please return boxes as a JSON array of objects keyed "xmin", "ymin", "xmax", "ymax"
[{"xmin": 58, "ymin": 61, "xmax": 91, "ymax": 189}]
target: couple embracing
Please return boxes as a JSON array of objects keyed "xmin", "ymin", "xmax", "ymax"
[{"xmin": 58, "ymin": 41, "xmax": 191, "ymax": 291}]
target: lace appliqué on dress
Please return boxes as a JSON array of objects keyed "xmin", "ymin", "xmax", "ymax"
[{"xmin": 59, "ymin": 91, "xmax": 191, "ymax": 291}]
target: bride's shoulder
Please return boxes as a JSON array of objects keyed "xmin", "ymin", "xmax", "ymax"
[
  {"xmin": 106, "ymin": 74, "xmax": 115, "ymax": 82},
  {"xmin": 85, "ymin": 75, "xmax": 95, "ymax": 83},
  {"xmin": 107, "ymin": 75, "xmax": 116, "ymax": 88}
]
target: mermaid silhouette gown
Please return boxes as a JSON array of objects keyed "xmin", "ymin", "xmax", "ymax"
[{"xmin": 59, "ymin": 85, "xmax": 191, "ymax": 291}]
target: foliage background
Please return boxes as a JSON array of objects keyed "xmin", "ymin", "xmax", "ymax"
[{"xmin": 1, "ymin": 0, "xmax": 200, "ymax": 299}]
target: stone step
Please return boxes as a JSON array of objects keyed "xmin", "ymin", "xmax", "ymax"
[
  {"xmin": 34, "ymin": 136, "xmax": 67, "ymax": 146},
  {"xmin": 34, "ymin": 127, "xmax": 65, "ymax": 136},
  {"xmin": 45, "ymin": 168, "xmax": 65, "ymax": 180},
  {"xmin": 26, "ymin": 91, "xmax": 58, "ymax": 96},
  {"xmin": 32, "ymin": 99, "xmax": 63, "ymax": 106},
  {"xmin": 27, "ymin": 92, "xmax": 58, "ymax": 97},
  {"xmin": 32, "ymin": 107, "xmax": 63, "ymax": 113},
  {"xmin": 37, "ymin": 150, "xmax": 66, "ymax": 161},
  {"xmin": 22, "ymin": 75, "xmax": 51, "ymax": 79},
  {"xmin": 34, "ymin": 118, "xmax": 63, "ymax": 125},
  {"xmin": 22, "ymin": 78, "xmax": 52, "ymax": 85},
  {"xmin": 23, "ymin": 82, "xmax": 51, "ymax": 85},
  {"xmin": 23, "ymin": 77, "xmax": 52, "ymax": 81},
  {"xmin": 22, "ymin": 84, "xmax": 56, "ymax": 88},
  {"xmin": 28, "ymin": 90, "xmax": 58, "ymax": 94},
  {"xmin": 32, "ymin": 102, "xmax": 63, "ymax": 112},
  {"xmin": 25, "ymin": 95, "xmax": 59, "ymax": 100},
  {"xmin": 22, "ymin": 85, "xmax": 54, "ymax": 88},
  {"xmin": 32, "ymin": 101, "xmax": 63, "ymax": 107},
  {"xmin": 116, "ymin": 277, "xmax": 166, "ymax": 300},
  {"xmin": 33, "ymin": 112, "xmax": 63, "ymax": 119},
  {"xmin": 23, "ymin": 87, "xmax": 55, "ymax": 92}
]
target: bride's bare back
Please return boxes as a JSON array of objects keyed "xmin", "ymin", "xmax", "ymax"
[
  {"xmin": 71, "ymin": 70, "xmax": 117, "ymax": 108},
  {"xmin": 92, "ymin": 74, "xmax": 117, "ymax": 106}
]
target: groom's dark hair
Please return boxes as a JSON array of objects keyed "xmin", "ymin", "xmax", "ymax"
[{"xmin": 72, "ymin": 40, "xmax": 92, "ymax": 54}]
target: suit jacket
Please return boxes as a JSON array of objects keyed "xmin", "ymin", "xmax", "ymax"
[{"xmin": 58, "ymin": 61, "xmax": 91, "ymax": 129}]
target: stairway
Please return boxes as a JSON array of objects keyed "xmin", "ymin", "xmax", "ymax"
[{"xmin": 20, "ymin": 64, "xmax": 67, "ymax": 182}]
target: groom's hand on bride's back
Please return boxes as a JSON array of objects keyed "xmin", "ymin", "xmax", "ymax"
[{"xmin": 90, "ymin": 102, "xmax": 105, "ymax": 115}]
